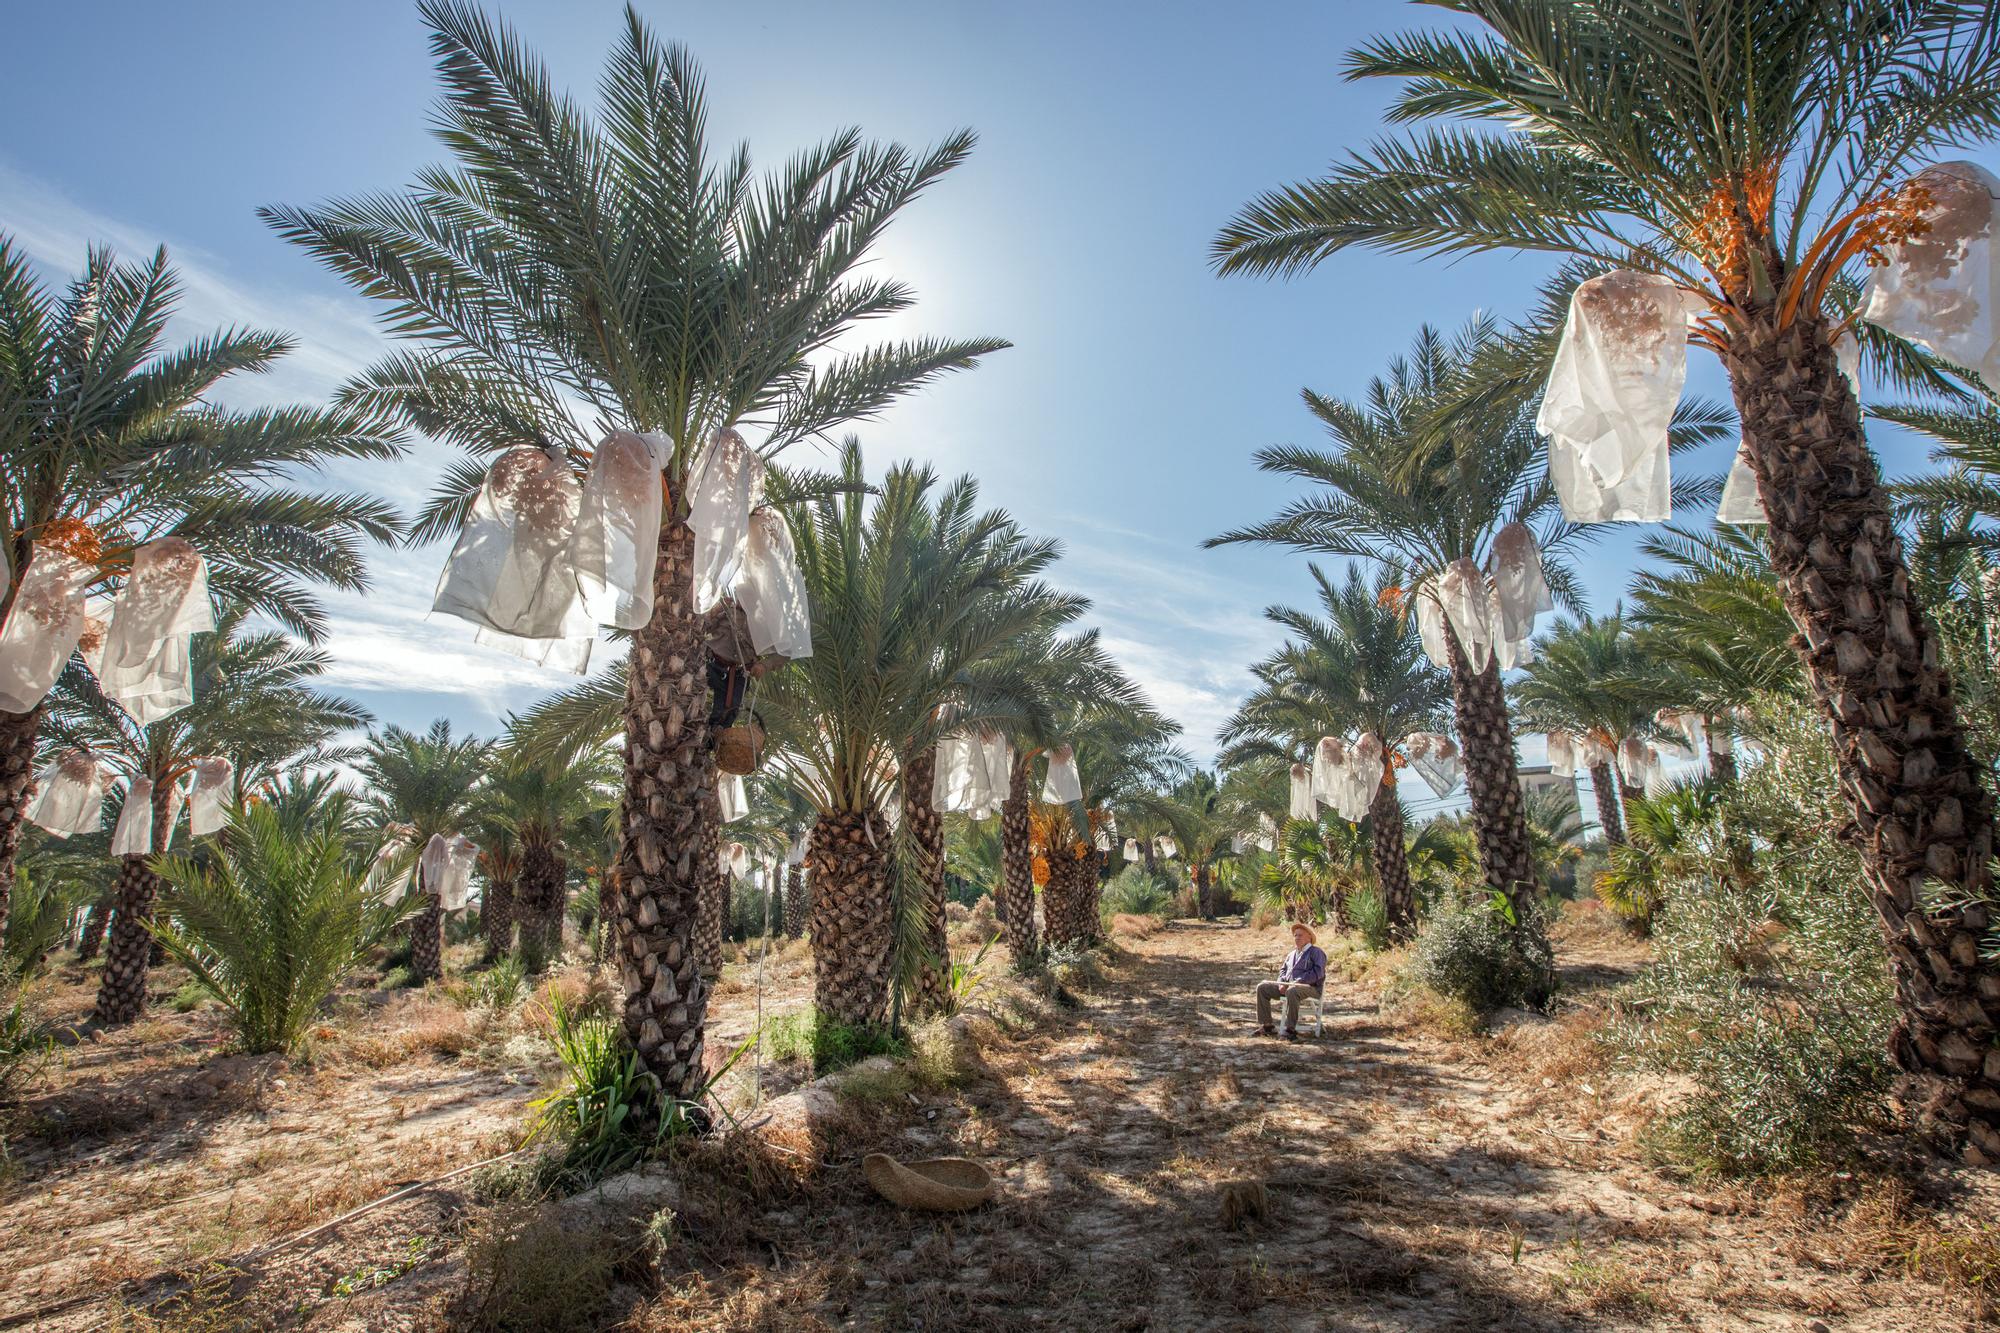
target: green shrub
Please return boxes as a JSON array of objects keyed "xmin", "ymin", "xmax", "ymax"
[
  {"xmin": 761, "ymin": 1007, "xmax": 904, "ymax": 1073},
  {"xmin": 1346, "ymin": 886, "xmax": 1392, "ymax": 952},
  {"xmin": 526, "ymin": 984, "xmax": 702, "ymax": 1180},
  {"xmin": 1099, "ymin": 867, "xmax": 1175, "ymax": 921},
  {"xmin": 1601, "ymin": 695, "xmax": 1896, "ymax": 1176},
  {"xmin": 151, "ymin": 801, "xmax": 417, "ymax": 1055},
  {"xmin": 1408, "ymin": 898, "xmax": 1556, "ymax": 1014},
  {"xmin": 4, "ymin": 864, "xmax": 88, "ymax": 976},
  {"xmin": 0, "ymin": 982, "xmax": 56, "ymax": 1098}
]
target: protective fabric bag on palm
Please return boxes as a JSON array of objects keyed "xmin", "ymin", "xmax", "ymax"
[
  {"xmin": 571, "ymin": 431, "xmax": 667, "ymax": 631},
  {"xmin": 736, "ymin": 506, "xmax": 812, "ymax": 661},
  {"xmin": 719, "ymin": 772, "xmax": 748, "ymax": 823},
  {"xmin": 786, "ymin": 830, "xmax": 809, "ymax": 866},
  {"xmin": 433, "ymin": 448, "xmax": 588, "ymax": 641},
  {"xmin": 932, "ymin": 732, "xmax": 986, "ymax": 813},
  {"xmin": 1538, "ymin": 271, "xmax": 1688, "ymax": 523},
  {"xmin": 1438, "ymin": 559, "xmax": 1495, "ymax": 673},
  {"xmin": 1040, "ymin": 745, "xmax": 1082, "ymax": 804},
  {"xmin": 25, "ymin": 749, "xmax": 103, "ymax": 838},
  {"xmin": 689, "ymin": 428, "xmax": 767, "ymax": 614},
  {"xmin": 1618, "ymin": 738, "xmax": 1664, "ymax": 793},
  {"xmin": 1311, "ymin": 737, "xmax": 1348, "ymax": 810},
  {"xmin": 437, "ymin": 835, "xmax": 479, "ymax": 911},
  {"xmin": 1546, "ymin": 731, "xmax": 1577, "ymax": 779},
  {"xmin": 1123, "ymin": 837, "xmax": 1141, "ymax": 863},
  {"xmin": 1288, "ymin": 762, "xmax": 1315, "ymax": 820},
  {"xmin": 100, "ymin": 538, "xmax": 213, "ymax": 705},
  {"xmin": 1154, "ymin": 836, "xmax": 1177, "ymax": 860},
  {"xmin": 1654, "ymin": 708, "xmax": 1703, "ymax": 756},
  {"xmin": 0, "ymin": 544, "xmax": 93, "ymax": 713},
  {"xmin": 1094, "ymin": 827, "xmax": 1113, "ymax": 853},
  {"xmin": 1716, "ymin": 444, "xmax": 1767, "ymax": 524},
  {"xmin": 1404, "ymin": 732, "xmax": 1462, "ymax": 800},
  {"xmin": 365, "ymin": 839, "xmax": 414, "ymax": 905},
  {"xmin": 1337, "ymin": 732, "xmax": 1385, "ymax": 822},
  {"xmin": 1578, "ymin": 733, "xmax": 1614, "ymax": 771},
  {"xmin": 1412, "ymin": 580, "xmax": 1451, "ymax": 669},
  {"xmin": 1488, "ymin": 523, "xmax": 1553, "ymax": 649},
  {"xmin": 110, "ymin": 778, "xmax": 156, "ymax": 857},
  {"xmin": 1864, "ymin": 161, "xmax": 2000, "ymax": 387},
  {"xmin": 1256, "ymin": 813, "xmax": 1278, "ymax": 852}
]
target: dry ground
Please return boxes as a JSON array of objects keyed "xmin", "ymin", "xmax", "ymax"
[{"xmin": 2, "ymin": 908, "xmax": 1995, "ymax": 1331}]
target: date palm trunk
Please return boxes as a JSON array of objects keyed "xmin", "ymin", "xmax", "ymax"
[
  {"xmin": 1194, "ymin": 862, "xmax": 1213, "ymax": 920},
  {"xmin": 482, "ymin": 874, "xmax": 516, "ymax": 963},
  {"xmin": 409, "ymin": 879, "xmax": 444, "ymax": 983},
  {"xmin": 807, "ymin": 808, "xmax": 894, "ymax": 1029},
  {"xmin": 93, "ymin": 778, "xmax": 174, "ymax": 1025},
  {"xmin": 517, "ymin": 841, "xmax": 566, "ymax": 972},
  {"xmin": 998, "ymin": 751, "xmax": 1039, "ymax": 961},
  {"xmin": 613, "ymin": 521, "xmax": 714, "ymax": 1100},
  {"xmin": 1587, "ymin": 762, "xmax": 1626, "ymax": 846},
  {"xmin": 77, "ymin": 887, "xmax": 113, "ymax": 962},
  {"xmin": 1443, "ymin": 622, "xmax": 1538, "ymax": 912},
  {"xmin": 903, "ymin": 746, "xmax": 951, "ymax": 1015},
  {"xmin": 1730, "ymin": 300, "xmax": 2000, "ymax": 1162},
  {"xmin": 1705, "ymin": 717, "xmax": 1738, "ymax": 785},
  {"xmin": 1370, "ymin": 777, "xmax": 1415, "ymax": 941},
  {"xmin": 0, "ymin": 704, "xmax": 40, "ymax": 946},
  {"xmin": 783, "ymin": 860, "xmax": 806, "ymax": 939}
]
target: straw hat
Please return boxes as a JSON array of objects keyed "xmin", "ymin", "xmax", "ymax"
[
  {"xmin": 1290, "ymin": 922, "xmax": 1318, "ymax": 944},
  {"xmin": 862, "ymin": 1153, "xmax": 995, "ymax": 1212}
]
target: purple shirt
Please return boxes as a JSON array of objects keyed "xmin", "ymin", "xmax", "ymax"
[{"xmin": 1279, "ymin": 944, "xmax": 1326, "ymax": 988}]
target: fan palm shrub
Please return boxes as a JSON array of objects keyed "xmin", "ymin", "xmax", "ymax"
[
  {"xmin": 150, "ymin": 799, "xmax": 416, "ymax": 1055},
  {"xmin": 40, "ymin": 607, "xmax": 370, "ymax": 1024},
  {"xmin": 354, "ymin": 721, "xmax": 490, "ymax": 982},
  {"xmin": 1220, "ymin": 564, "xmax": 1454, "ymax": 938},
  {"xmin": 267, "ymin": 0, "xmax": 1003, "ymax": 1099},
  {"xmin": 0, "ymin": 239, "xmax": 403, "ymax": 946},
  {"xmin": 1598, "ymin": 780, "xmax": 1731, "ymax": 934},
  {"xmin": 1213, "ymin": 0, "xmax": 2000, "ymax": 1160}
]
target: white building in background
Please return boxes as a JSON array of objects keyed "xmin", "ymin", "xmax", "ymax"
[{"xmin": 1516, "ymin": 763, "xmax": 1586, "ymax": 844}]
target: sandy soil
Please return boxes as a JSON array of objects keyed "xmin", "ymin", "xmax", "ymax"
[{"xmin": 2, "ymin": 912, "xmax": 1994, "ymax": 1331}]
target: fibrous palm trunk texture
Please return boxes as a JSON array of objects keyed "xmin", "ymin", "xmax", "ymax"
[
  {"xmin": 1588, "ymin": 762, "xmax": 1626, "ymax": 846},
  {"xmin": 902, "ymin": 746, "xmax": 951, "ymax": 1015},
  {"xmin": 93, "ymin": 778, "xmax": 172, "ymax": 1025},
  {"xmin": 0, "ymin": 704, "xmax": 39, "ymax": 946},
  {"xmin": 482, "ymin": 875, "xmax": 516, "ymax": 963},
  {"xmin": 613, "ymin": 522, "xmax": 714, "ymax": 1100},
  {"xmin": 77, "ymin": 888, "xmax": 113, "ymax": 962},
  {"xmin": 783, "ymin": 861, "xmax": 806, "ymax": 939},
  {"xmin": 1444, "ymin": 623, "xmax": 1538, "ymax": 913},
  {"xmin": 1043, "ymin": 844, "xmax": 1098, "ymax": 949},
  {"xmin": 998, "ymin": 752, "xmax": 1038, "ymax": 960},
  {"xmin": 807, "ymin": 809, "xmax": 894, "ymax": 1029},
  {"xmin": 516, "ymin": 841, "xmax": 566, "ymax": 971},
  {"xmin": 409, "ymin": 873, "xmax": 444, "ymax": 984},
  {"xmin": 1370, "ymin": 777, "xmax": 1415, "ymax": 941},
  {"xmin": 1729, "ymin": 301, "xmax": 2000, "ymax": 1162}
]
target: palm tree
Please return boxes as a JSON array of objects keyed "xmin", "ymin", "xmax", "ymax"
[
  {"xmin": 0, "ymin": 240, "xmax": 402, "ymax": 945},
  {"xmin": 267, "ymin": 1, "xmax": 1003, "ymax": 1099},
  {"xmin": 756, "ymin": 446, "xmax": 1072, "ymax": 1028},
  {"xmin": 1209, "ymin": 321, "xmax": 1723, "ymax": 932},
  {"xmin": 478, "ymin": 740, "xmax": 617, "ymax": 971},
  {"xmin": 471, "ymin": 826, "xmax": 520, "ymax": 963},
  {"xmin": 1509, "ymin": 613, "xmax": 1672, "ymax": 843},
  {"xmin": 1219, "ymin": 564, "xmax": 1454, "ymax": 938},
  {"xmin": 1627, "ymin": 524, "xmax": 1805, "ymax": 783},
  {"xmin": 353, "ymin": 721, "xmax": 489, "ymax": 983},
  {"xmin": 1212, "ymin": 2, "xmax": 2000, "ymax": 1159},
  {"xmin": 39, "ymin": 608, "xmax": 369, "ymax": 1024},
  {"xmin": 1039, "ymin": 707, "xmax": 1186, "ymax": 947}
]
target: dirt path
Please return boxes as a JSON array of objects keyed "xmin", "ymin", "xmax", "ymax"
[{"xmin": 760, "ymin": 919, "xmax": 1987, "ymax": 1331}]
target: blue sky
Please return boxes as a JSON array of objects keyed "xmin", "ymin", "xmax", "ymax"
[{"xmin": 5, "ymin": 2, "xmax": 1992, "ymax": 816}]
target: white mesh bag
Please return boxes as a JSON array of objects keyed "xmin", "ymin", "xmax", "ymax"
[
  {"xmin": 1310, "ymin": 736, "xmax": 1348, "ymax": 808},
  {"xmin": 110, "ymin": 778, "xmax": 156, "ymax": 857},
  {"xmin": 1488, "ymin": 523, "xmax": 1553, "ymax": 646},
  {"xmin": 571, "ymin": 431, "xmax": 667, "ymax": 631},
  {"xmin": 432, "ymin": 447, "xmax": 586, "ymax": 640},
  {"xmin": 1041, "ymin": 745, "xmax": 1082, "ymax": 804},
  {"xmin": 689, "ymin": 428, "xmax": 768, "ymax": 614},
  {"xmin": 0, "ymin": 545, "xmax": 93, "ymax": 713},
  {"xmin": 1288, "ymin": 762, "xmax": 1315, "ymax": 820},
  {"xmin": 1123, "ymin": 837, "xmax": 1141, "ymax": 863},
  {"xmin": 1406, "ymin": 732, "xmax": 1463, "ymax": 800},
  {"xmin": 735, "ymin": 506, "xmax": 812, "ymax": 661},
  {"xmin": 439, "ymin": 835, "xmax": 479, "ymax": 910},
  {"xmin": 719, "ymin": 772, "xmax": 748, "ymax": 824},
  {"xmin": 1546, "ymin": 731, "xmax": 1577, "ymax": 779},
  {"xmin": 1413, "ymin": 579, "xmax": 1451, "ymax": 669},
  {"xmin": 1864, "ymin": 161, "xmax": 2000, "ymax": 387},
  {"xmin": 1439, "ymin": 558, "xmax": 1495, "ymax": 673},
  {"xmin": 25, "ymin": 749, "xmax": 103, "ymax": 838},
  {"xmin": 1538, "ymin": 271, "xmax": 1688, "ymax": 523},
  {"xmin": 932, "ymin": 732, "xmax": 984, "ymax": 814},
  {"xmin": 1716, "ymin": 443, "xmax": 1767, "ymax": 524}
]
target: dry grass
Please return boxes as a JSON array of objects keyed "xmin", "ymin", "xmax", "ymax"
[{"xmin": 1108, "ymin": 912, "xmax": 1163, "ymax": 939}]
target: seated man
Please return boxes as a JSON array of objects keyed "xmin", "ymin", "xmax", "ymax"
[{"xmin": 1255, "ymin": 922, "xmax": 1326, "ymax": 1040}]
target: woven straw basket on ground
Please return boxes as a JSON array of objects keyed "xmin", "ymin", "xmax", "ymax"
[{"xmin": 862, "ymin": 1153, "xmax": 995, "ymax": 1212}]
